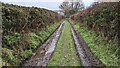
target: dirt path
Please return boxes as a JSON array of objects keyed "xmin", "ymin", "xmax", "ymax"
[
  {"xmin": 69, "ymin": 20, "xmax": 104, "ymax": 66},
  {"xmin": 48, "ymin": 20, "xmax": 80, "ymax": 66},
  {"xmin": 23, "ymin": 22, "xmax": 64, "ymax": 66},
  {"xmin": 22, "ymin": 20, "xmax": 104, "ymax": 67}
]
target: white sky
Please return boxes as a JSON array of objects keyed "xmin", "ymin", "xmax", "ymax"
[
  {"xmin": 1, "ymin": 0, "xmax": 96, "ymax": 10},
  {"xmin": 1, "ymin": 0, "xmax": 96, "ymax": 2}
]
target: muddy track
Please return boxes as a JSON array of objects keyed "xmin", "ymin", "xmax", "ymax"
[
  {"xmin": 22, "ymin": 20, "xmax": 104, "ymax": 66},
  {"xmin": 69, "ymin": 20, "xmax": 104, "ymax": 67},
  {"xmin": 23, "ymin": 22, "xmax": 64, "ymax": 66}
]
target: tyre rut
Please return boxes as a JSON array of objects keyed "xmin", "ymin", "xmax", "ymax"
[{"xmin": 23, "ymin": 22, "xmax": 64, "ymax": 66}]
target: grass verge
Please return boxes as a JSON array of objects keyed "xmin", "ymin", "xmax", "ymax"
[
  {"xmin": 73, "ymin": 22, "xmax": 119, "ymax": 66},
  {"xmin": 48, "ymin": 20, "xmax": 80, "ymax": 66},
  {"xmin": 2, "ymin": 22, "xmax": 59, "ymax": 66}
]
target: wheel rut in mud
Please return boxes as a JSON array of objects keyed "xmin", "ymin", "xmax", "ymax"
[
  {"xmin": 23, "ymin": 20, "xmax": 104, "ymax": 66},
  {"xmin": 69, "ymin": 20, "xmax": 104, "ymax": 66},
  {"xmin": 23, "ymin": 22, "xmax": 64, "ymax": 66}
]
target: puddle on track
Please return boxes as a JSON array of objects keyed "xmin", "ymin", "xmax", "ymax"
[{"xmin": 23, "ymin": 22, "xmax": 64, "ymax": 66}]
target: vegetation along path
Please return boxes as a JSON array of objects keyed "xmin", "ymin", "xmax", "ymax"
[{"xmin": 48, "ymin": 20, "xmax": 80, "ymax": 66}]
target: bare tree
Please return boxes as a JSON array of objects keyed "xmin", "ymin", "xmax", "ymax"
[{"xmin": 59, "ymin": 0, "xmax": 84, "ymax": 17}]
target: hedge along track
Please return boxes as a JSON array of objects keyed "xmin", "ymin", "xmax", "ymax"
[
  {"xmin": 69, "ymin": 20, "xmax": 104, "ymax": 67},
  {"xmin": 23, "ymin": 21, "xmax": 64, "ymax": 66}
]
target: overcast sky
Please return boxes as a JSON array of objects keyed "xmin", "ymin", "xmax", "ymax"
[{"xmin": 1, "ymin": 0, "xmax": 95, "ymax": 10}]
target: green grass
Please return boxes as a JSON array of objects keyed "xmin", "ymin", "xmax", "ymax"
[
  {"xmin": 2, "ymin": 23, "xmax": 59, "ymax": 66},
  {"xmin": 73, "ymin": 22, "xmax": 119, "ymax": 66},
  {"xmin": 48, "ymin": 20, "xmax": 80, "ymax": 66}
]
